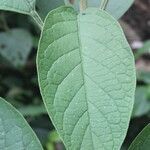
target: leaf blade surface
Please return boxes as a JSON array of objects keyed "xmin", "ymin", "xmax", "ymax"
[
  {"xmin": 0, "ymin": 0, "xmax": 35, "ymax": 14},
  {"xmin": 0, "ymin": 97, "xmax": 43, "ymax": 150},
  {"xmin": 37, "ymin": 6, "xmax": 136, "ymax": 150}
]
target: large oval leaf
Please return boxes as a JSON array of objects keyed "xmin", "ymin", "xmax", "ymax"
[
  {"xmin": 128, "ymin": 124, "xmax": 150, "ymax": 150},
  {"xmin": 37, "ymin": 6, "xmax": 136, "ymax": 150},
  {"xmin": 0, "ymin": 97, "xmax": 43, "ymax": 150},
  {"xmin": 0, "ymin": 0, "xmax": 36, "ymax": 15},
  {"xmin": 65, "ymin": 0, "xmax": 134, "ymax": 19}
]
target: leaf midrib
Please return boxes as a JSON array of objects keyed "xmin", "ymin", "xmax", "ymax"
[{"xmin": 76, "ymin": 14, "xmax": 95, "ymax": 149}]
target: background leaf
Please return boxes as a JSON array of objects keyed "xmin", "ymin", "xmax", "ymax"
[
  {"xmin": 36, "ymin": 0, "xmax": 64, "ymax": 20},
  {"xmin": 65, "ymin": 0, "xmax": 134, "ymax": 19},
  {"xmin": 37, "ymin": 6, "xmax": 136, "ymax": 150},
  {"xmin": 0, "ymin": 97, "xmax": 43, "ymax": 150},
  {"xmin": 0, "ymin": 0, "xmax": 36, "ymax": 15},
  {"xmin": 128, "ymin": 124, "xmax": 150, "ymax": 150},
  {"xmin": 0, "ymin": 28, "xmax": 33, "ymax": 67},
  {"xmin": 132, "ymin": 87, "xmax": 150, "ymax": 118}
]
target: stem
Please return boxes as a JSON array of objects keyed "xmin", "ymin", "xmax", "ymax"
[
  {"xmin": 100, "ymin": 0, "xmax": 108, "ymax": 10},
  {"xmin": 31, "ymin": 10, "xmax": 44, "ymax": 30},
  {"xmin": 80, "ymin": 0, "xmax": 87, "ymax": 12},
  {"xmin": 69, "ymin": 0, "xmax": 75, "ymax": 4}
]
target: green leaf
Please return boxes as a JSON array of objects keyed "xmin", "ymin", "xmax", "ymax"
[
  {"xmin": 132, "ymin": 87, "xmax": 150, "ymax": 118},
  {"xmin": 65, "ymin": 0, "xmax": 134, "ymax": 19},
  {"xmin": 0, "ymin": 97, "xmax": 43, "ymax": 150},
  {"xmin": 0, "ymin": 0, "xmax": 43, "ymax": 29},
  {"xmin": 0, "ymin": 0, "xmax": 36, "ymax": 15},
  {"xmin": 128, "ymin": 124, "xmax": 150, "ymax": 150},
  {"xmin": 37, "ymin": 6, "xmax": 136, "ymax": 150},
  {"xmin": 0, "ymin": 29, "xmax": 32, "ymax": 67},
  {"xmin": 36, "ymin": 0, "xmax": 64, "ymax": 20}
]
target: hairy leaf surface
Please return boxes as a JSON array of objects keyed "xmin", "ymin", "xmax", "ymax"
[
  {"xmin": 37, "ymin": 6, "xmax": 136, "ymax": 150},
  {"xmin": 129, "ymin": 124, "xmax": 150, "ymax": 150},
  {"xmin": 0, "ymin": 0, "xmax": 35, "ymax": 14},
  {"xmin": 0, "ymin": 97, "xmax": 43, "ymax": 150}
]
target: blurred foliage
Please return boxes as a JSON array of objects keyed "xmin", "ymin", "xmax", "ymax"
[
  {"xmin": 135, "ymin": 40, "xmax": 150, "ymax": 60},
  {"xmin": 0, "ymin": 28, "xmax": 32, "ymax": 67},
  {"xmin": 132, "ymin": 87, "xmax": 150, "ymax": 118},
  {"xmin": 0, "ymin": 0, "xmax": 149, "ymax": 150},
  {"xmin": 46, "ymin": 130, "xmax": 65, "ymax": 150}
]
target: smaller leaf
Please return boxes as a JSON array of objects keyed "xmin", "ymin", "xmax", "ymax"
[
  {"xmin": 128, "ymin": 124, "xmax": 150, "ymax": 150},
  {"xmin": 132, "ymin": 87, "xmax": 150, "ymax": 118},
  {"xmin": 0, "ymin": 0, "xmax": 36, "ymax": 15},
  {"xmin": 0, "ymin": 29, "xmax": 33, "ymax": 67},
  {"xmin": 0, "ymin": 97, "xmax": 43, "ymax": 150}
]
